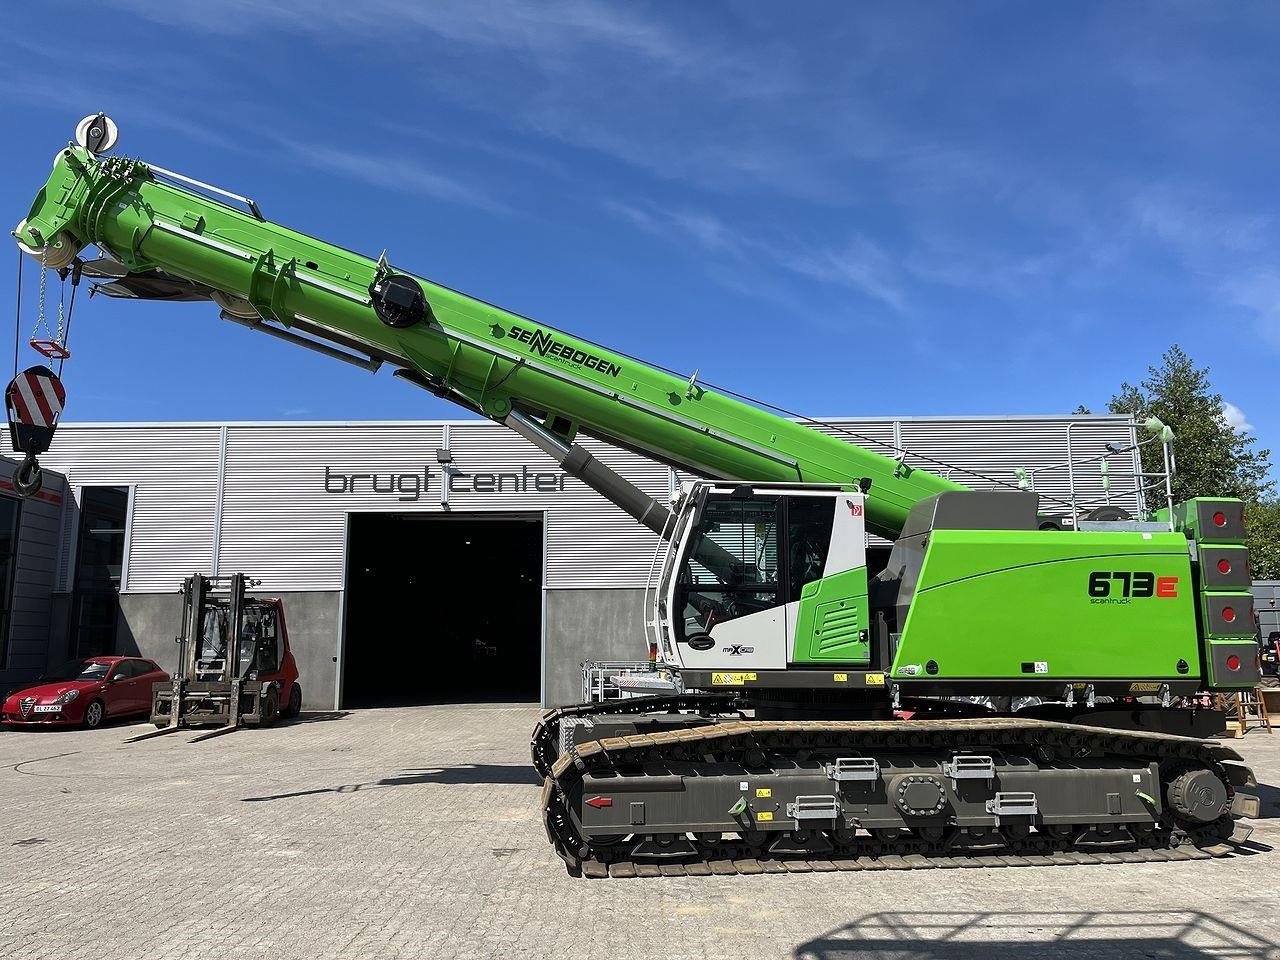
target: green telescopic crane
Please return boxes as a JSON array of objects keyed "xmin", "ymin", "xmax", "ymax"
[
  {"xmin": 10, "ymin": 121, "xmax": 1265, "ymax": 877},
  {"xmin": 13, "ymin": 140, "xmax": 961, "ymax": 538}
]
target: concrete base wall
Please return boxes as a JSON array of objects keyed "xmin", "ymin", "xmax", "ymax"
[
  {"xmin": 543, "ymin": 587, "xmax": 649, "ymax": 708},
  {"xmin": 117, "ymin": 590, "xmax": 341, "ymax": 711},
  {"xmin": 117, "ymin": 586, "xmax": 646, "ymax": 710},
  {"xmin": 114, "ymin": 591, "xmax": 184, "ymax": 664}
]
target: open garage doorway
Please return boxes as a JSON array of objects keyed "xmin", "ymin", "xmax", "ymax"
[{"xmin": 342, "ymin": 513, "xmax": 543, "ymax": 707}]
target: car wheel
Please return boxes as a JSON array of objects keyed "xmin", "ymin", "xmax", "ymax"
[
  {"xmin": 83, "ymin": 699, "xmax": 106, "ymax": 730},
  {"xmin": 283, "ymin": 683, "xmax": 302, "ymax": 720}
]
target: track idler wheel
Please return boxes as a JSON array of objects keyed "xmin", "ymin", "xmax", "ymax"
[{"xmin": 1167, "ymin": 768, "xmax": 1230, "ymax": 824}]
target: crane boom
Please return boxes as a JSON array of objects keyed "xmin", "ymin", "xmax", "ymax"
[{"xmin": 13, "ymin": 144, "xmax": 961, "ymax": 537}]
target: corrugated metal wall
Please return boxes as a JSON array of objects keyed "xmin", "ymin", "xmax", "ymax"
[
  {"xmin": 1255, "ymin": 581, "xmax": 1279, "ymax": 640},
  {"xmin": 806, "ymin": 416, "xmax": 1141, "ymax": 511},
  {"xmin": 0, "ymin": 458, "xmax": 67, "ymax": 675},
  {"xmin": 21, "ymin": 415, "xmax": 1139, "ymax": 594}
]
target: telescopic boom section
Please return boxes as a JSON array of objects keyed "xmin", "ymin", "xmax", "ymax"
[{"xmin": 14, "ymin": 145, "xmax": 962, "ymax": 537}]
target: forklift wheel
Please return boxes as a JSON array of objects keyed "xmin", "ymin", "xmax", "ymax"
[
  {"xmin": 282, "ymin": 683, "xmax": 302, "ymax": 720},
  {"xmin": 260, "ymin": 686, "xmax": 280, "ymax": 727}
]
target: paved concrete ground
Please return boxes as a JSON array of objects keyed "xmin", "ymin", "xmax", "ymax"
[{"xmin": 1, "ymin": 704, "xmax": 1277, "ymax": 960}]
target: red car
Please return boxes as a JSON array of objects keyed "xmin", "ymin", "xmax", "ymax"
[{"xmin": 2, "ymin": 656, "xmax": 170, "ymax": 729}]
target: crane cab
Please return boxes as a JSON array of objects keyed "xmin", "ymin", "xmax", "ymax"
[{"xmin": 652, "ymin": 482, "xmax": 870, "ymax": 675}]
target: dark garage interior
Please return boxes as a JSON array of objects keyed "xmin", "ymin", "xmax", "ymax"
[{"xmin": 342, "ymin": 513, "xmax": 543, "ymax": 707}]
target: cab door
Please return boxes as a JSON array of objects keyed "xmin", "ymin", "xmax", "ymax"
[{"xmin": 672, "ymin": 493, "xmax": 788, "ymax": 670}]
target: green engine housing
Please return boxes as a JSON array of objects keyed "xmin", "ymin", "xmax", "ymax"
[
  {"xmin": 880, "ymin": 493, "xmax": 1261, "ymax": 695},
  {"xmin": 890, "ymin": 528, "xmax": 1199, "ymax": 687}
]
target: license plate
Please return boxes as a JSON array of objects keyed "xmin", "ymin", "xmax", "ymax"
[{"xmin": 32, "ymin": 704, "xmax": 61, "ymax": 714}]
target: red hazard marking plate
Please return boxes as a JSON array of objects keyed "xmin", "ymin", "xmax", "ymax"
[
  {"xmin": 8, "ymin": 368, "xmax": 65, "ymax": 428},
  {"xmin": 0, "ymin": 478, "xmax": 61, "ymax": 505}
]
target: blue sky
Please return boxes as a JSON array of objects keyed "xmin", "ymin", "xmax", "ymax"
[{"xmin": 1, "ymin": 2, "xmax": 1276, "ymax": 477}]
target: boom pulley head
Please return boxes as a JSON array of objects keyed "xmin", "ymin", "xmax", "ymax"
[{"xmin": 74, "ymin": 112, "xmax": 118, "ymax": 156}]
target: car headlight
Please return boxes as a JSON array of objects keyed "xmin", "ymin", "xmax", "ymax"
[{"xmin": 55, "ymin": 689, "xmax": 80, "ymax": 704}]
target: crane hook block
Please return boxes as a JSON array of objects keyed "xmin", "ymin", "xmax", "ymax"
[
  {"xmin": 5, "ymin": 365, "xmax": 65, "ymax": 458},
  {"xmin": 370, "ymin": 273, "xmax": 430, "ymax": 328}
]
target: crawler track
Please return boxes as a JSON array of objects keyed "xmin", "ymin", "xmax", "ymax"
[
  {"xmin": 540, "ymin": 716, "xmax": 1257, "ymax": 877},
  {"xmin": 531, "ymin": 693, "xmax": 742, "ymax": 779},
  {"xmin": 561, "ymin": 837, "xmax": 1242, "ymax": 878}
]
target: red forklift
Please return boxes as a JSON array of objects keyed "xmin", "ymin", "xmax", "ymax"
[{"xmin": 132, "ymin": 573, "xmax": 301, "ymax": 742}]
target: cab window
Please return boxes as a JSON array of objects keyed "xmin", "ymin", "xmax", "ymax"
[
  {"xmin": 676, "ymin": 495, "xmax": 781, "ymax": 640},
  {"xmin": 787, "ymin": 496, "xmax": 835, "ymax": 601}
]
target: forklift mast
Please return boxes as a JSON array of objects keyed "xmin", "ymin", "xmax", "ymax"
[{"xmin": 175, "ymin": 573, "xmax": 250, "ymax": 722}]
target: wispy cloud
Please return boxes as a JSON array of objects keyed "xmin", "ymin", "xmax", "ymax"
[
  {"xmin": 98, "ymin": 0, "xmax": 712, "ymax": 73},
  {"xmin": 1128, "ymin": 184, "xmax": 1280, "ymax": 346},
  {"xmin": 0, "ymin": 68, "xmax": 246, "ymax": 154},
  {"xmin": 1224, "ymin": 269, "xmax": 1280, "ymax": 349},
  {"xmin": 603, "ymin": 198, "xmax": 909, "ymax": 314},
  {"xmin": 775, "ymin": 236, "xmax": 907, "ymax": 315},
  {"xmin": 270, "ymin": 137, "xmax": 506, "ymax": 213},
  {"xmin": 602, "ymin": 201, "xmax": 746, "ymax": 256},
  {"xmin": 1130, "ymin": 185, "xmax": 1272, "ymax": 255}
]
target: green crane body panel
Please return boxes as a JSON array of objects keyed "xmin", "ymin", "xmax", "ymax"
[
  {"xmin": 792, "ymin": 566, "xmax": 870, "ymax": 664},
  {"xmin": 892, "ymin": 530, "xmax": 1200, "ymax": 682},
  {"xmin": 14, "ymin": 147, "xmax": 962, "ymax": 539}
]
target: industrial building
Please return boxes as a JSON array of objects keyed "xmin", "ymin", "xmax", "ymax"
[
  {"xmin": 4, "ymin": 414, "xmax": 1145, "ymax": 708},
  {"xmin": 1256, "ymin": 581, "xmax": 1280, "ymax": 642}
]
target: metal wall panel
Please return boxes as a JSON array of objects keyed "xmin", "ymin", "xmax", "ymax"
[
  {"xmin": 18, "ymin": 426, "xmax": 222, "ymax": 592},
  {"xmin": 0, "ymin": 458, "xmax": 67, "ymax": 675},
  {"xmin": 21, "ymin": 415, "xmax": 1139, "ymax": 594},
  {"xmin": 219, "ymin": 423, "xmax": 443, "ymax": 590},
  {"xmin": 1255, "ymin": 581, "xmax": 1279, "ymax": 640}
]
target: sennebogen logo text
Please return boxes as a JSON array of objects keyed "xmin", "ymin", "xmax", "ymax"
[{"xmin": 508, "ymin": 325, "xmax": 622, "ymax": 378}]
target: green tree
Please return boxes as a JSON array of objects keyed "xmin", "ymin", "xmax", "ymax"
[
  {"xmin": 1107, "ymin": 344, "xmax": 1277, "ymax": 577},
  {"xmin": 1246, "ymin": 500, "xmax": 1280, "ymax": 580}
]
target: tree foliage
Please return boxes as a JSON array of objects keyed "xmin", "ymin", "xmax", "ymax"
[
  {"xmin": 1246, "ymin": 500, "xmax": 1280, "ymax": 581},
  {"xmin": 1106, "ymin": 345, "xmax": 1277, "ymax": 578}
]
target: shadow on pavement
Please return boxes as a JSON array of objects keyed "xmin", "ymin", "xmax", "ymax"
[
  {"xmin": 383, "ymin": 765, "xmax": 541, "ymax": 786},
  {"xmin": 240, "ymin": 763, "xmax": 539, "ymax": 802},
  {"xmin": 282, "ymin": 711, "xmax": 350, "ymax": 726},
  {"xmin": 794, "ymin": 911, "xmax": 1280, "ymax": 960},
  {"xmin": 1250, "ymin": 781, "xmax": 1280, "ymax": 820}
]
